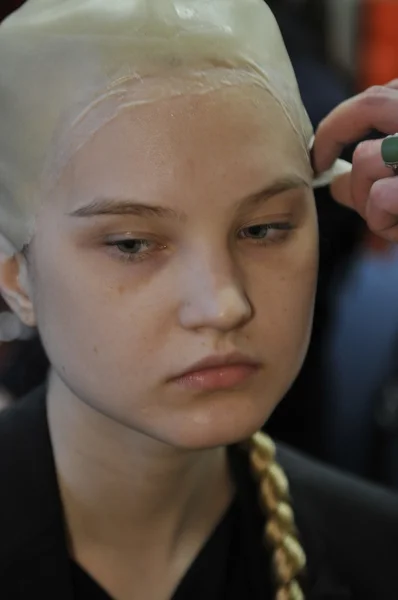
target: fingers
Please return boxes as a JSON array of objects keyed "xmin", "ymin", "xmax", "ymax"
[
  {"xmin": 313, "ymin": 85, "xmax": 398, "ymax": 173},
  {"xmin": 329, "ymin": 171, "xmax": 352, "ymax": 210},
  {"xmin": 328, "ymin": 139, "xmax": 394, "ymax": 214},
  {"xmin": 366, "ymin": 177, "xmax": 398, "ymax": 240},
  {"xmin": 350, "ymin": 139, "xmax": 393, "ymax": 216},
  {"xmin": 316, "ymin": 79, "xmax": 398, "ymax": 242},
  {"xmin": 331, "ymin": 149, "xmax": 398, "ymax": 240}
]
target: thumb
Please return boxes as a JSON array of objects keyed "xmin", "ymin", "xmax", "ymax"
[
  {"xmin": 312, "ymin": 149, "xmax": 353, "ymax": 208},
  {"xmin": 329, "ymin": 171, "xmax": 353, "ymax": 211}
]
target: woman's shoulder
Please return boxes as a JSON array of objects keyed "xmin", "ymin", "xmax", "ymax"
[
  {"xmin": 276, "ymin": 442, "xmax": 398, "ymax": 598},
  {"xmin": 0, "ymin": 386, "xmax": 49, "ymax": 487},
  {"xmin": 0, "ymin": 387, "xmax": 64, "ymax": 564},
  {"xmin": 277, "ymin": 441, "xmax": 398, "ymax": 532}
]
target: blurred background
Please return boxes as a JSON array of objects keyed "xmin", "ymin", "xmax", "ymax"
[{"xmin": 2, "ymin": 0, "xmax": 398, "ymax": 489}]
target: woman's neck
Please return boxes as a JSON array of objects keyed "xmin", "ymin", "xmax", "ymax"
[{"xmin": 46, "ymin": 371, "xmax": 234, "ymax": 559}]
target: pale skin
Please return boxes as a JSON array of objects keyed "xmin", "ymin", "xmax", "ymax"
[{"xmin": 0, "ymin": 85, "xmax": 318, "ymax": 599}]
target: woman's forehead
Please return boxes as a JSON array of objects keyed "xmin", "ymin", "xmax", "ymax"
[
  {"xmin": 58, "ymin": 85, "xmax": 309, "ymax": 212},
  {"xmin": 50, "ymin": 70, "xmax": 306, "ymax": 186},
  {"xmin": 72, "ymin": 82, "xmax": 300, "ymax": 149}
]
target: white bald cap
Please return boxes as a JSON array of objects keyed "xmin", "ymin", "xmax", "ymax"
[{"xmin": 0, "ymin": 0, "xmax": 350, "ymax": 253}]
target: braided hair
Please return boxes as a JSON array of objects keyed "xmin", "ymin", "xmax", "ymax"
[{"xmin": 248, "ymin": 431, "xmax": 306, "ymax": 600}]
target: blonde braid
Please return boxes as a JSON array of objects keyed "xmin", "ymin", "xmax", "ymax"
[{"xmin": 248, "ymin": 431, "xmax": 306, "ymax": 600}]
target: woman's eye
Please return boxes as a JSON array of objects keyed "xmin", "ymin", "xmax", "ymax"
[
  {"xmin": 238, "ymin": 222, "xmax": 294, "ymax": 244},
  {"xmin": 115, "ymin": 239, "xmax": 151, "ymax": 254},
  {"xmin": 105, "ymin": 238, "xmax": 163, "ymax": 262}
]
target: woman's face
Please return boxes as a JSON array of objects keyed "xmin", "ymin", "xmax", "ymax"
[{"xmin": 30, "ymin": 85, "xmax": 318, "ymax": 449}]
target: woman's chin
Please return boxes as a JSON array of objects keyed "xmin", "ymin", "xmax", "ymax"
[{"xmin": 157, "ymin": 402, "xmax": 274, "ymax": 451}]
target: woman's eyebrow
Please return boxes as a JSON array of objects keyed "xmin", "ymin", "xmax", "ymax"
[
  {"xmin": 237, "ymin": 175, "xmax": 310, "ymax": 213},
  {"xmin": 68, "ymin": 201, "xmax": 186, "ymax": 221},
  {"xmin": 68, "ymin": 176, "xmax": 309, "ymax": 219}
]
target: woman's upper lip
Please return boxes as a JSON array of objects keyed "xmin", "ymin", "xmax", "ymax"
[{"xmin": 170, "ymin": 353, "xmax": 261, "ymax": 380}]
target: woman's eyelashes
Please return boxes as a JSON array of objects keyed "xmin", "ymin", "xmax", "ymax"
[
  {"xmin": 105, "ymin": 237, "xmax": 167, "ymax": 263},
  {"xmin": 103, "ymin": 221, "xmax": 295, "ymax": 264},
  {"xmin": 237, "ymin": 221, "xmax": 295, "ymax": 245}
]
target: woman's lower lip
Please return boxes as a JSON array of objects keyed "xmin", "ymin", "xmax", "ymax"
[{"xmin": 171, "ymin": 364, "xmax": 260, "ymax": 391}]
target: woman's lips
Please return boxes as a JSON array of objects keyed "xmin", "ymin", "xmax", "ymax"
[{"xmin": 170, "ymin": 359, "xmax": 261, "ymax": 391}]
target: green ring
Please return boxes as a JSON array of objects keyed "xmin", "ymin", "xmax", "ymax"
[{"xmin": 381, "ymin": 134, "xmax": 398, "ymax": 166}]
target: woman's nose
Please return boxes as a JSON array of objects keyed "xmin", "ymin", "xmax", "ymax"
[{"xmin": 178, "ymin": 256, "xmax": 253, "ymax": 332}]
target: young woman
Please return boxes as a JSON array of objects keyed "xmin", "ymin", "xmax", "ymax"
[{"xmin": 0, "ymin": 1, "xmax": 398, "ymax": 599}]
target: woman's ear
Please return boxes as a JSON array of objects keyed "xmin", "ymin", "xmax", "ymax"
[{"xmin": 0, "ymin": 238, "xmax": 36, "ymax": 328}]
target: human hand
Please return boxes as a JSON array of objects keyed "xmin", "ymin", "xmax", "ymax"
[{"xmin": 312, "ymin": 80, "xmax": 398, "ymax": 242}]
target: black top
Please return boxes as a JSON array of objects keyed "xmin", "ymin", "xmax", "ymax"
[
  {"xmin": 1, "ymin": 387, "xmax": 398, "ymax": 599},
  {"xmin": 70, "ymin": 499, "xmax": 266, "ymax": 600}
]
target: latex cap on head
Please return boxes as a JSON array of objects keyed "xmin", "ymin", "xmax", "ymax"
[{"xmin": 0, "ymin": 0, "xmax": 350, "ymax": 255}]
